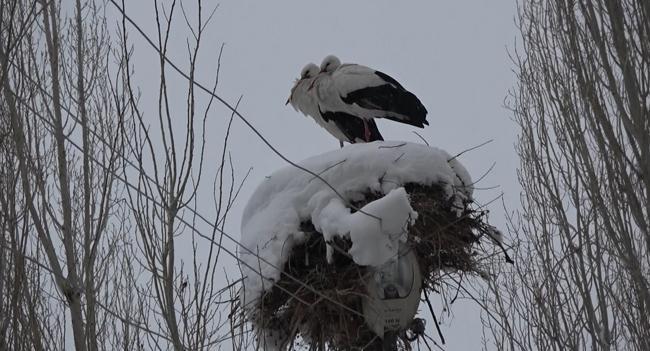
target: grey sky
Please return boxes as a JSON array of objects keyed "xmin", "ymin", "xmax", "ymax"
[{"xmin": 116, "ymin": 1, "xmax": 520, "ymax": 349}]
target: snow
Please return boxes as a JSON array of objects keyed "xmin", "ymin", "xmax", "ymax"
[
  {"xmin": 239, "ymin": 141, "xmax": 472, "ymax": 308},
  {"xmin": 347, "ymin": 187, "xmax": 416, "ymax": 266}
]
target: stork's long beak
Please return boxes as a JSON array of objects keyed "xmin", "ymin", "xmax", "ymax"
[
  {"xmin": 308, "ymin": 78, "xmax": 318, "ymax": 91},
  {"xmin": 286, "ymin": 81, "xmax": 299, "ymax": 105}
]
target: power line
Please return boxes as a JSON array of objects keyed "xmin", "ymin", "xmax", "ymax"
[
  {"xmin": 3, "ymin": 0, "xmax": 372, "ymax": 319},
  {"xmin": 4, "ymin": 67, "xmax": 366, "ymax": 320},
  {"xmin": 1, "ymin": 0, "xmax": 387, "ymax": 329}
]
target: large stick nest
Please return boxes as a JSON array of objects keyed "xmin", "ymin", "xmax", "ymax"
[{"xmin": 239, "ymin": 182, "xmax": 500, "ymax": 350}]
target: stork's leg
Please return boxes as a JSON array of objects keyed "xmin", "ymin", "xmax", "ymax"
[{"xmin": 363, "ymin": 119, "xmax": 371, "ymax": 142}]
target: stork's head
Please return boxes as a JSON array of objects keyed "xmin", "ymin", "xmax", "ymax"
[
  {"xmin": 300, "ymin": 63, "xmax": 320, "ymax": 79},
  {"xmin": 286, "ymin": 63, "xmax": 319, "ymax": 105},
  {"xmin": 320, "ymin": 55, "xmax": 341, "ymax": 73}
]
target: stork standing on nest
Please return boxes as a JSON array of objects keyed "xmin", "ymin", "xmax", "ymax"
[
  {"xmin": 315, "ymin": 55, "xmax": 429, "ymax": 143},
  {"xmin": 287, "ymin": 62, "xmax": 382, "ymax": 146},
  {"xmin": 288, "ymin": 55, "xmax": 428, "ymax": 146}
]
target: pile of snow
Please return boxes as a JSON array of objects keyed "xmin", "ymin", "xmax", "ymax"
[
  {"xmin": 239, "ymin": 141, "xmax": 472, "ymax": 307},
  {"xmin": 347, "ymin": 187, "xmax": 415, "ymax": 266}
]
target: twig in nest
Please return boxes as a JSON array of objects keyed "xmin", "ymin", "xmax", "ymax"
[
  {"xmin": 467, "ymin": 161, "xmax": 496, "ymax": 187},
  {"xmin": 308, "ymin": 159, "xmax": 347, "ymax": 183},
  {"xmin": 412, "ymin": 131, "xmax": 430, "ymax": 146},
  {"xmin": 424, "ymin": 288, "xmax": 446, "ymax": 345},
  {"xmin": 421, "ymin": 336, "xmax": 434, "ymax": 351},
  {"xmin": 493, "ymin": 238, "xmax": 514, "ymax": 264},
  {"xmin": 378, "ymin": 142, "xmax": 407, "ymax": 149},
  {"xmin": 448, "ymin": 139, "xmax": 493, "ymax": 161},
  {"xmin": 450, "ymin": 274, "xmax": 463, "ymax": 304}
]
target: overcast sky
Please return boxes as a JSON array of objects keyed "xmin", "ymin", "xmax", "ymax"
[{"xmin": 114, "ymin": 1, "xmax": 521, "ymax": 349}]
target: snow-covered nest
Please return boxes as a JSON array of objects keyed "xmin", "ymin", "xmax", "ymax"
[{"xmin": 234, "ymin": 141, "xmax": 501, "ymax": 350}]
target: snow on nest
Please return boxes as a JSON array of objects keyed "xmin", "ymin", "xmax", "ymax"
[{"xmin": 239, "ymin": 141, "xmax": 472, "ymax": 307}]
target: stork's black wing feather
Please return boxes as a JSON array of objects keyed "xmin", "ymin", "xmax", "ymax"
[
  {"xmin": 375, "ymin": 71, "xmax": 404, "ymax": 89},
  {"xmin": 341, "ymin": 71, "xmax": 428, "ymax": 128}
]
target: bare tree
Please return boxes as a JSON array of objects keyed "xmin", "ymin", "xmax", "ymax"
[
  {"xmin": 118, "ymin": 0, "xmax": 245, "ymax": 349},
  {"xmin": 2, "ymin": 0, "xmax": 253, "ymax": 349},
  {"xmin": 1, "ymin": 0, "xmax": 131, "ymax": 349},
  {"xmin": 483, "ymin": 0, "xmax": 649, "ymax": 350}
]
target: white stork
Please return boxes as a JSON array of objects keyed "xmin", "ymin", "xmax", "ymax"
[
  {"xmin": 287, "ymin": 63, "xmax": 383, "ymax": 145},
  {"xmin": 286, "ymin": 63, "xmax": 321, "ymax": 119},
  {"xmin": 313, "ymin": 55, "xmax": 428, "ymax": 142}
]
